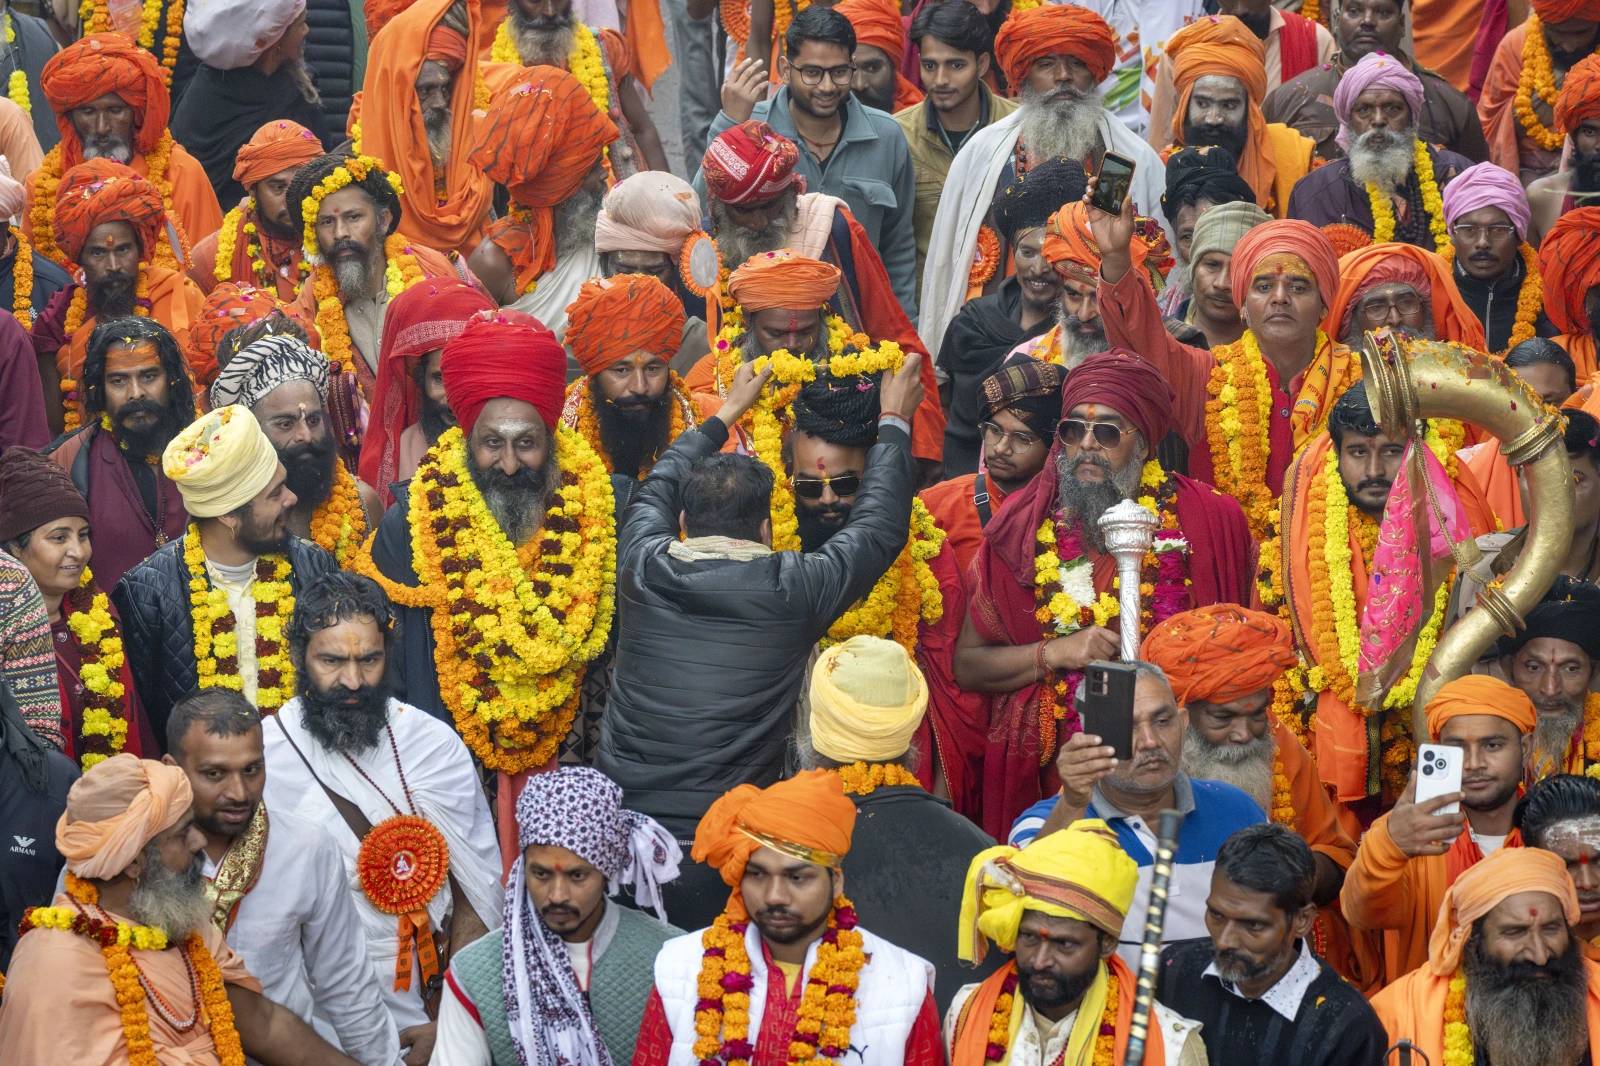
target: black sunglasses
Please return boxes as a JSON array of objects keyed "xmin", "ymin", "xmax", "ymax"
[
  {"xmin": 1056, "ymin": 419, "xmax": 1125, "ymax": 449},
  {"xmin": 791, "ymin": 473, "xmax": 861, "ymax": 500}
]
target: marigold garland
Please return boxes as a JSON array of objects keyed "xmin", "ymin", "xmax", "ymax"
[
  {"xmin": 981, "ymin": 965, "xmax": 1118, "ymax": 1064},
  {"xmin": 491, "ymin": 19, "xmax": 612, "ymax": 122},
  {"xmin": 834, "ymin": 760, "xmax": 923, "ymax": 796},
  {"xmin": 1366, "ymin": 139, "xmax": 1452, "ymax": 258},
  {"xmin": 560, "ymin": 372, "xmax": 693, "ymax": 477},
  {"xmin": 719, "ymin": 0, "xmax": 809, "ymax": 51},
  {"xmin": 352, "ymin": 424, "xmax": 616, "ymax": 772},
  {"xmin": 10, "ymin": 224, "xmax": 33, "ymax": 329},
  {"xmin": 1442, "ymin": 968, "xmax": 1470, "ymax": 1066},
  {"xmin": 1575, "ymin": 692, "xmax": 1600, "ymax": 781},
  {"xmin": 1205, "ymin": 329, "xmax": 1309, "ymax": 539},
  {"xmin": 1516, "ymin": 16, "xmax": 1577, "ymax": 152},
  {"xmin": 1502, "ymin": 243, "xmax": 1543, "ymax": 355},
  {"xmin": 182, "ymin": 522, "xmax": 296, "ymax": 714},
  {"xmin": 310, "ymin": 233, "xmax": 424, "ymax": 378},
  {"xmin": 32, "ymin": 132, "xmax": 184, "ymax": 269},
  {"xmin": 1269, "ymin": 752, "xmax": 1295, "ymax": 826},
  {"xmin": 308, "ymin": 462, "xmax": 368, "ymax": 568},
  {"xmin": 214, "ymin": 199, "xmax": 306, "ymax": 291},
  {"xmin": 63, "ymin": 566, "xmax": 132, "ymax": 771}
]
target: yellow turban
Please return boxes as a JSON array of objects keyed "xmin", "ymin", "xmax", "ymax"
[
  {"xmin": 55, "ymin": 754, "xmax": 193, "ymax": 880},
  {"xmin": 162, "ymin": 404, "xmax": 280, "ymax": 518},
  {"xmin": 958, "ymin": 820, "xmax": 1137, "ymax": 963},
  {"xmin": 809, "ymin": 635, "xmax": 928, "ymax": 764}
]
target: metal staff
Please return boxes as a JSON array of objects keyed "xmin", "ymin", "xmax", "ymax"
[
  {"xmin": 1098, "ymin": 499, "xmax": 1159, "ymax": 661},
  {"xmin": 1123, "ymin": 809, "xmax": 1183, "ymax": 1066}
]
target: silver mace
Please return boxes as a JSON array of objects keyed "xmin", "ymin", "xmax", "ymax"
[{"xmin": 1098, "ymin": 498, "xmax": 1160, "ymax": 661}]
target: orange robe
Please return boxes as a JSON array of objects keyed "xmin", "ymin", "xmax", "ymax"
[
  {"xmin": 187, "ymin": 220, "xmax": 306, "ymax": 302},
  {"xmin": 51, "ymin": 265, "xmax": 205, "ymax": 383},
  {"xmin": 1463, "ymin": 438, "xmax": 1525, "ymax": 530},
  {"xmin": 1557, "ymin": 332, "xmax": 1600, "ymax": 382},
  {"xmin": 918, "ymin": 471, "xmax": 1009, "ymax": 582},
  {"xmin": 0, "ymin": 896, "xmax": 261, "ymax": 1062},
  {"xmin": 1480, "ymin": 22, "xmax": 1566, "ymax": 182},
  {"xmin": 1411, "ymin": 0, "xmax": 1482, "ymax": 92}
]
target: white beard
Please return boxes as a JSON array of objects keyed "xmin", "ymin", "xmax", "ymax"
[
  {"xmin": 1348, "ymin": 127, "xmax": 1415, "ymax": 192},
  {"xmin": 1017, "ymin": 85, "xmax": 1105, "ymax": 164},
  {"xmin": 1180, "ymin": 725, "xmax": 1276, "ymax": 809}
]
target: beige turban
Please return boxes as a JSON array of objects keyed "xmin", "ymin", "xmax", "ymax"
[
  {"xmin": 162, "ymin": 404, "xmax": 280, "ymax": 518},
  {"xmin": 809, "ymin": 635, "xmax": 929, "ymax": 763},
  {"xmin": 595, "ymin": 171, "xmax": 703, "ymax": 256},
  {"xmin": 56, "ymin": 754, "xmax": 193, "ymax": 879}
]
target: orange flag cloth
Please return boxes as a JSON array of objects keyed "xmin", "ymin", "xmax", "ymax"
[
  {"xmin": 1323, "ymin": 243, "xmax": 1487, "ymax": 350},
  {"xmin": 835, "ymin": 0, "xmax": 923, "ymax": 110},
  {"xmin": 1140, "ymin": 604, "xmax": 1298, "ymax": 706},
  {"xmin": 992, "ymin": 4, "xmax": 1115, "ymax": 93},
  {"xmin": 726, "ymin": 249, "xmax": 843, "ymax": 311},
  {"xmin": 565, "ymin": 274, "xmax": 686, "ymax": 377}
]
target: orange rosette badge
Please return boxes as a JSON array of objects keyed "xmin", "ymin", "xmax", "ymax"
[{"xmin": 357, "ymin": 814, "xmax": 450, "ymax": 991}]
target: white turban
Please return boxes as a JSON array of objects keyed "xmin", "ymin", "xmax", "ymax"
[{"xmin": 184, "ymin": 0, "xmax": 308, "ymax": 70}]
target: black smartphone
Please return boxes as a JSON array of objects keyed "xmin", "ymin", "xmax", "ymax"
[
  {"xmin": 1077, "ymin": 661, "xmax": 1138, "ymax": 761},
  {"xmin": 1088, "ymin": 152, "xmax": 1137, "ymax": 216}
]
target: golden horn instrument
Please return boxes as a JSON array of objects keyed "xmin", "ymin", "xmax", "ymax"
[{"xmin": 1359, "ymin": 329, "xmax": 1572, "ymax": 736}]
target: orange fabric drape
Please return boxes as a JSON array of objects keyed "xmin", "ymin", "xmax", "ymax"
[
  {"xmin": 1411, "ymin": 0, "xmax": 1483, "ymax": 92},
  {"xmin": 59, "ymin": 267, "xmax": 205, "ymax": 383}
]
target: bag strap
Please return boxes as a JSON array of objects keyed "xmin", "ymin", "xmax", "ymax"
[
  {"xmin": 974, "ymin": 472, "xmax": 993, "ymax": 527},
  {"xmin": 272, "ymin": 715, "xmax": 374, "ymax": 842}
]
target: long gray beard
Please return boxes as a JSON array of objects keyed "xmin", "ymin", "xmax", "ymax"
[
  {"xmin": 711, "ymin": 191, "xmax": 798, "ymax": 269},
  {"xmin": 1348, "ymin": 127, "xmax": 1415, "ymax": 193},
  {"xmin": 1533, "ymin": 702, "xmax": 1585, "ymax": 776},
  {"xmin": 1054, "ymin": 444, "xmax": 1146, "ymax": 552},
  {"xmin": 1056, "ymin": 305, "xmax": 1108, "ymax": 369},
  {"xmin": 1018, "ymin": 84, "xmax": 1105, "ymax": 165},
  {"xmin": 1464, "ymin": 935, "xmax": 1590, "ymax": 1066},
  {"xmin": 1181, "ymin": 725, "xmax": 1275, "ymax": 809},
  {"xmin": 287, "ymin": 56, "xmax": 322, "ymax": 105},
  {"xmin": 126, "ymin": 845, "xmax": 211, "ymax": 940},
  {"xmin": 426, "ymin": 110, "xmax": 452, "ymax": 168},
  {"xmin": 334, "ymin": 251, "xmax": 380, "ymax": 302},
  {"xmin": 555, "ymin": 183, "xmax": 604, "ymax": 262},
  {"xmin": 509, "ymin": 6, "xmax": 575, "ymax": 65}
]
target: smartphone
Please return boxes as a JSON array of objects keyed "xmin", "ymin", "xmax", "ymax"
[
  {"xmin": 1415, "ymin": 743, "xmax": 1463, "ymax": 817},
  {"xmin": 1089, "ymin": 152, "xmax": 1137, "ymax": 216},
  {"xmin": 1077, "ymin": 661, "xmax": 1138, "ymax": 762}
]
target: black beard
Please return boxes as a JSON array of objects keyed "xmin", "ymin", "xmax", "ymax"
[
  {"xmin": 1182, "ymin": 118, "xmax": 1249, "ymax": 161},
  {"xmin": 236, "ymin": 519, "xmax": 290, "ymax": 557},
  {"xmin": 420, "ymin": 397, "xmax": 455, "ymax": 444},
  {"xmin": 1463, "ymin": 931, "xmax": 1589, "ymax": 1066},
  {"xmin": 1574, "ymin": 148, "xmax": 1600, "ymax": 195},
  {"xmin": 87, "ymin": 271, "xmax": 138, "ymax": 318},
  {"xmin": 1018, "ymin": 961, "xmax": 1098, "ymax": 1014},
  {"xmin": 797, "ymin": 502, "xmax": 850, "ymax": 551},
  {"xmin": 281, "ymin": 435, "xmax": 337, "ymax": 509},
  {"xmin": 109, "ymin": 398, "xmax": 180, "ymax": 459},
  {"xmin": 1234, "ymin": 8, "xmax": 1270, "ymax": 37},
  {"xmin": 592, "ymin": 382, "xmax": 672, "ymax": 475},
  {"xmin": 299, "ymin": 678, "xmax": 391, "ymax": 755},
  {"xmin": 254, "ymin": 210, "xmax": 298, "ymax": 242}
]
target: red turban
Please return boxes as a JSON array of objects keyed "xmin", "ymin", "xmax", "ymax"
[
  {"xmin": 726, "ymin": 249, "xmax": 842, "ymax": 312},
  {"xmin": 440, "ymin": 310, "xmax": 566, "ymax": 436},
  {"xmin": 426, "ymin": 25, "xmax": 468, "ymax": 69},
  {"xmin": 834, "ymin": 0, "xmax": 923, "ymax": 109},
  {"xmin": 54, "ymin": 159, "xmax": 165, "ymax": 265},
  {"xmin": 702, "ymin": 121, "xmax": 803, "ymax": 206},
  {"xmin": 1557, "ymin": 54, "xmax": 1600, "ymax": 135},
  {"xmin": 1324, "ymin": 243, "xmax": 1486, "ymax": 349},
  {"xmin": 1531, "ymin": 0, "xmax": 1600, "ymax": 23},
  {"xmin": 469, "ymin": 68, "xmax": 619, "ymax": 295},
  {"xmin": 1541, "ymin": 206, "xmax": 1600, "ymax": 336},
  {"xmin": 1058, "ymin": 348, "xmax": 1175, "ymax": 447},
  {"xmin": 361, "ymin": 280, "xmax": 496, "ymax": 500},
  {"xmin": 565, "ymin": 274, "xmax": 687, "ymax": 377},
  {"xmin": 1424, "ymin": 675, "xmax": 1537, "ymax": 741},
  {"xmin": 993, "ymin": 5, "xmax": 1116, "ymax": 94},
  {"xmin": 1141, "ymin": 604, "xmax": 1297, "ymax": 706},
  {"xmin": 1229, "ymin": 219, "xmax": 1340, "ymax": 309},
  {"xmin": 231, "ymin": 119, "xmax": 325, "ymax": 188},
  {"xmin": 41, "ymin": 33, "xmax": 170, "ymax": 165}
]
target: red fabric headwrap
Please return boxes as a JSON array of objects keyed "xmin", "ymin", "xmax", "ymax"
[
  {"xmin": 702, "ymin": 121, "xmax": 803, "ymax": 206},
  {"xmin": 41, "ymin": 33, "xmax": 170, "ymax": 166},
  {"xmin": 425, "ymin": 26, "xmax": 468, "ymax": 69},
  {"xmin": 54, "ymin": 158, "xmax": 165, "ymax": 264},
  {"xmin": 1058, "ymin": 348, "xmax": 1175, "ymax": 448},
  {"xmin": 440, "ymin": 310, "xmax": 566, "ymax": 436}
]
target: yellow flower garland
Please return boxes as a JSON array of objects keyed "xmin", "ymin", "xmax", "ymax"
[
  {"xmin": 352, "ymin": 424, "xmax": 616, "ymax": 772},
  {"xmin": 1205, "ymin": 330, "xmax": 1317, "ymax": 540},
  {"xmin": 64, "ymin": 567, "xmax": 132, "ymax": 771},
  {"xmin": 77, "ymin": 0, "xmax": 183, "ymax": 82},
  {"xmin": 1366, "ymin": 139, "xmax": 1452, "ymax": 258},
  {"xmin": 1443, "ymin": 969, "xmax": 1470, "ymax": 1066},
  {"xmin": 5, "ymin": 16, "xmax": 27, "ymax": 115},
  {"xmin": 214, "ymin": 198, "xmax": 305, "ymax": 291},
  {"xmin": 182, "ymin": 522, "xmax": 296, "ymax": 714},
  {"xmin": 1516, "ymin": 16, "xmax": 1577, "ymax": 152},
  {"xmin": 308, "ymin": 462, "xmax": 368, "ymax": 568}
]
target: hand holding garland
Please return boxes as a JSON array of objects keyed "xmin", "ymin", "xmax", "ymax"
[
  {"xmin": 877, "ymin": 350, "xmax": 924, "ymax": 423},
  {"xmin": 715, "ymin": 358, "xmax": 775, "ymax": 429}
]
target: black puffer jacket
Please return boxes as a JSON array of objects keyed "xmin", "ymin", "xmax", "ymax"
[
  {"xmin": 303, "ymin": 0, "xmax": 366, "ymax": 145},
  {"xmin": 112, "ymin": 532, "xmax": 338, "ymax": 749},
  {"xmin": 594, "ymin": 417, "xmax": 914, "ymax": 840}
]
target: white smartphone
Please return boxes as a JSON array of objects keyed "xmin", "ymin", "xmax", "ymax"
[{"xmin": 1415, "ymin": 743, "xmax": 1463, "ymax": 817}]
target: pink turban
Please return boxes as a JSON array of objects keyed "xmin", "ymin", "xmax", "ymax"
[
  {"xmin": 1230, "ymin": 219, "xmax": 1340, "ymax": 308},
  {"xmin": 1333, "ymin": 51, "xmax": 1425, "ymax": 149},
  {"xmin": 56, "ymin": 754, "xmax": 193, "ymax": 879},
  {"xmin": 595, "ymin": 171, "xmax": 702, "ymax": 255},
  {"xmin": 1440, "ymin": 162, "xmax": 1532, "ymax": 240}
]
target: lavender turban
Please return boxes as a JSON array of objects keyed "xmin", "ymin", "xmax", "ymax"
[
  {"xmin": 1440, "ymin": 162, "xmax": 1532, "ymax": 239},
  {"xmin": 1333, "ymin": 51, "xmax": 1425, "ymax": 150}
]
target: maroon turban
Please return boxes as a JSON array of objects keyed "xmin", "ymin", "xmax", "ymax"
[
  {"xmin": 440, "ymin": 310, "xmax": 566, "ymax": 436},
  {"xmin": 1058, "ymin": 348, "xmax": 1175, "ymax": 447}
]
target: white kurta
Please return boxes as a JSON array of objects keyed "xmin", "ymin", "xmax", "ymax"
[
  {"xmin": 262, "ymin": 697, "xmax": 504, "ymax": 1031},
  {"xmin": 509, "ymin": 243, "xmax": 603, "ymax": 348}
]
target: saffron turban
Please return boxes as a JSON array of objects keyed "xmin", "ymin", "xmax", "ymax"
[
  {"xmin": 1495, "ymin": 575, "xmax": 1600, "ymax": 659},
  {"xmin": 808, "ymin": 635, "xmax": 930, "ymax": 764},
  {"xmin": 834, "ymin": 0, "xmax": 922, "ymax": 108},
  {"xmin": 1042, "ymin": 202, "xmax": 1171, "ymax": 287},
  {"xmin": 993, "ymin": 4, "xmax": 1116, "ymax": 93},
  {"xmin": 1531, "ymin": 0, "xmax": 1600, "ymax": 23},
  {"xmin": 365, "ymin": 0, "xmax": 419, "ymax": 38},
  {"xmin": 1140, "ymin": 605, "xmax": 1298, "ymax": 707},
  {"xmin": 1189, "ymin": 200, "xmax": 1271, "ymax": 264},
  {"xmin": 426, "ymin": 25, "xmax": 468, "ymax": 69},
  {"xmin": 1424, "ymin": 674, "xmax": 1537, "ymax": 741},
  {"xmin": 702, "ymin": 121, "xmax": 802, "ymax": 207},
  {"xmin": 565, "ymin": 274, "xmax": 686, "ymax": 377},
  {"xmin": 0, "ymin": 446, "xmax": 89, "ymax": 544},
  {"xmin": 54, "ymin": 159, "xmax": 165, "ymax": 265},
  {"xmin": 41, "ymin": 33, "xmax": 171, "ymax": 160},
  {"xmin": 1427, "ymin": 846, "xmax": 1580, "ymax": 975},
  {"xmin": 1325, "ymin": 243, "xmax": 1486, "ymax": 349},
  {"xmin": 1059, "ymin": 347, "xmax": 1175, "ymax": 448},
  {"xmin": 184, "ymin": 0, "xmax": 308, "ymax": 70},
  {"xmin": 978, "ymin": 353, "xmax": 1064, "ymax": 436},
  {"xmin": 440, "ymin": 310, "xmax": 567, "ymax": 435},
  {"xmin": 187, "ymin": 284, "xmax": 315, "ymax": 389},
  {"xmin": 232, "ymin": 119, "xmax": 324, "ymax": 188},
  {"xmin": 1229, "ymin": 219, "xmax": 1339, "ymax": 308},
  {"xmin": 209, "ymin": 333, "xmax": 330, "ymax": 411},
  {"xmin": 727, "ymin": 249, "xmax": 842, "ymax": 312},
  {"xmin": 56, "ymin": 754, "xmax": 193, "ymax": 880},
  {"xmin": 1540, "ymin": 207, "xmax": 1600, "ymax": 336},
  {"xmin": 1332, "ymin": 51, "xmax": 1425, "ymax": 149},
  {"xmin": 958, "ymin": 820, "xmax": 1136, "ymax": 963},
  {"xmin": 594, "ymin": 171, "xmax": 702, "ymax": 255},
  {"xmin": 691, "ymin": 769, "xmax": 857, "ymax": 918},
  {"xmin": 1439, "ymin": 162, "xmax": 1531, "ymax": 240},
  {"xmin": 1556, "ymin": 54, "xmax": 1600, "ymax": 136},
  {"xmin": 163, "ymin": 404, "xmax": 281, "ymax": 517}
]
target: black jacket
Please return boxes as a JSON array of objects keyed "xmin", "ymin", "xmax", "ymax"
[
  {"xmin": 169, "ymin": 64, "xmax": 329, "ymax": 206},
  {"xmin": 594, "ymin": 417, "xmax": 914, "ymax": 839},
  {"xmin": 112, "ymin": 532, "xmax": 338, "ymax": 749},
  {"xmin": 1453, "ymin": 254, "xmax": 1558, "ymax": 354}
]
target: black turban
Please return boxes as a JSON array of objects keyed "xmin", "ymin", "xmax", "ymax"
[
  {"xmin": 994, "ymin": 158, "xmax": 1088, "ymax": 245},
  {"xmin": 1161, "ymin": 145, "xmax": 1257, "ymax": 231}
]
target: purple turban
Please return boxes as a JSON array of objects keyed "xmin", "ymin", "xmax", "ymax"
[
  {"xmin": 1440, "ymin": 162, "xmax": 1531, "ymax": 240},
  {"xmin": 1333, "ymin": 51, "xmax": 1425, "ymax": 150}
]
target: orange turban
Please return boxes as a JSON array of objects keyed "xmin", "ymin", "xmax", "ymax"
[
  {"xmin": 41, "ymin": 33, "xmax": 170, "ymax": 165},
  {"xmin": 1531, "ymin": 0, "xmax": 1600, "ymax": 23},
  {"xmin": 1229, "ymin": 218, "xmax": 1340, "ymax": 308},
  {"xmin": 365, "ymin": 0, "xmax": 420, "ymax": 38},
  {"xmin": 54, "ymin": 159, "xmax": 165, "ymax": 265},
  {"xmin": 470, "ymin": 67, "xmax": 619, "ymax": 294},
  {"xmin": 1541, "ymin": 207, "xmax": 1600, "ymax": 336},
  {"xmin": 426, "ymin": 25, "xmax": 468, "ymax": 69},
  {"xmin": 187, "ymin": 283, "xmax": 281, "ymax": 388},
  {"xmin": 231, "ymin": 119, "xmax": 325, "ymax": 189},
  {"xmin": 1556, "ymin": 54, "xmax": 1600, "ymax": 135},
  {"xmin": 691, "ymin": 769, "xmax": 857, "ymax": 918},
  {"xmin": 1140, "ymin": 604, "xmax": 1297, "ymax": 706},
  {"xmin": 993, "ymin": 4, "xmax": 1116, "ymax": 93},
  {"xmin": 55, "ymin": 754, "xmax": 192, "ymax": 880},
  {"xmin": 1426, "ymin": 846, "xmax": 1580, "ymax": 975},
  {"xmin": 1042, "ymin": 202, "xmax": 1171, "ymax": 287},
  {"xmin": 1166, "ymin": 16, "xmax": 1276, "ymax": 211},
  {"xmin": 565, "ymin": 274, "xmax": 687, "ymax": 376},
  {"xmin": 835, "ymin": 0, "xmax": 923, "ymax": 109},
  {"xmin": 727, "ymin": 249, "xmax": 842, "ymax": 312},
  {"xmin": 1424, "ymin": 674, "xmax": 1537, "ymax": 741},
  {"xmin": 1323, "ymin": 243, "xmax": 1487, "ymax": 349}
]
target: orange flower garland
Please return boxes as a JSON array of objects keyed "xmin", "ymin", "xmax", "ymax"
[
  {"xmin": 1575, "ymin": 692, "xmax": 1600, "ymax": 781},
  {"xmin": 1501, "ymin": 243, "xmax": 1543, "ymax": 355},
  {"xmin": 982, "ymin": 965, "xmax": 1119, "ymax": 1065},
  {"xmin": 560, "ymin": 373, "xmax": 694, "ymax": 477},
  {"xmin": 835, "ymin": 761, "xmax": 922, "ymax": 796},
  {"xmin": 1204, "ymin": 330, "xmax": 1282, "ymax": 539},
  {"xmin": 1269, "ymin": 752, "xmax": 1295, "ymax": 826},
  {"xmin": 30, "ymin": 133, "xmax": 184, "ymax": 269},
  {"xmin": 1515, "ymin": 17, "xmax": 1573, "ymax": 152},
  {"xmin": 308, "ymin": 462, "xmax": 368, "ymax": 567},
  {"xmin": 1442, "ymin": 968, "xmax": 1470, "ymax": 1066},
  {"xmin": 11, "ymin": 224, "xmax": 33, "ymax": 329},
  {"xmin": 967, "ymin": 225, "xmax": 1001, "ymax": 298},
  {"xmin": 213, "ymin": 200, "xmax": 305, "ymax": 291}
]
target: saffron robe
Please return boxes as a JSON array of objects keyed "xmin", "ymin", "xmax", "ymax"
[{"xmin": 1479, "ymin": 22, "xmax": 1568, "ymax": 183}]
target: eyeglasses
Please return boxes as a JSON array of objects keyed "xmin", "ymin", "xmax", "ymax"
[
  {"xmin": 791, "ymin": 472, "xmax": 861, "ymax": 499},
  {"xmin": 794, "ymin": 64, "xmax": 854, "ymax": 86},
  {"xmin": 1449, "ymin": 222, "xmax": 1518, "ymax": 243},
  {"xmin": 1056, "ymin": 419, "xmax": 1125, "ymax": 449},
  {"xmin": 979, "ymin": 420, "xmax": 1045, "ymax": 450},
  {"xmin": 1356, "ymin": 292, "xmax": 1425, "ymax": 323}
]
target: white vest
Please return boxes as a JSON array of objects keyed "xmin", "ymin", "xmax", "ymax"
[{"xmin": 653, "ymin": 923, "xmax": 934, "ymax": 1066}]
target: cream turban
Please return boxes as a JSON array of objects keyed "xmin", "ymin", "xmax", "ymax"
[
  {"xmin": 595, "ymin": 171, "xmax": 702, "ymax": 255},
  {"xmin": 163, "ymin": 404, "xmax": 280, "ymax": 517},
  {"xmin": 56, "ymin": 754, "xmax": 193, "ymax": 879},
  {"xmin": 809, "ymin": 635, "xmax": 928, "ymax": 763},
  {"xmin": 184, "ymin": 0, "xmax": 309, "ymax": 70}
]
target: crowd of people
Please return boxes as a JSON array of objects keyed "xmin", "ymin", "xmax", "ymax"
[{"xmin": 2, "ymin": 0, "xmax": 1600, "ymax": 1062}]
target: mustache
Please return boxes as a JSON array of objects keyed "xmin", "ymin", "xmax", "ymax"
[
  {"xmin": 331, "ymin": 238, "xmax": 367, "ymax": 259},
  {"xmin": 1355, "ymin": 477, "xmax": 1392, "ymax": 493}
]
